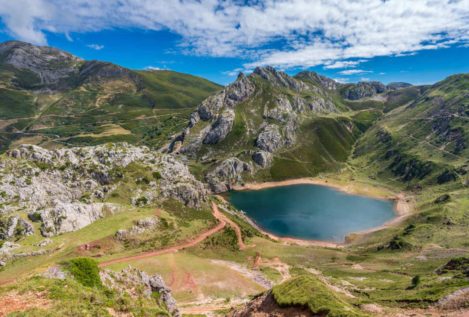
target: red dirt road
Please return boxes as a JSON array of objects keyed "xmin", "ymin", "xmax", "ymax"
[{"xmin": 99, "ymin": 202, "xmax": 245, "ymax": 267}]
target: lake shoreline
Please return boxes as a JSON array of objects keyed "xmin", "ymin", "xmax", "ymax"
[{"xmin": 229, "ymin": 177, "xmax": 413, "ymax": 248}]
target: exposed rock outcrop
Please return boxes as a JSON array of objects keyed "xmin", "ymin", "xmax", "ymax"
[
  {"xmin": 253, "ymin": 66, "xmax": 307, "ymax": 92},
  {"xmin": 206, "ymin": 158, "xmax": 252, "ymax": 193},
  {"xmin": 252, "ymin": 151, "xmax": 273, "ymax": 168},
  {"xmin": 100, "ymin": 266, "xmax": 180, "ymax": 317},
  {"xmin": 0, "ymin": 41, "xmax": 141, "ymax": 91},
  {"xmin": 203, "ymin": 110, "xmax": 235, "ymax": 144},
  {"xmin": 197, "ymin": 73, "xmax": 254, "ymax": 122},
  {"xmin": 256, "ymin": 124, "xmax": 283, "ymax": 153},
  {"xmin": 1, "ymin": 143, "xmax": 206, "ymax": 236},
  {"xmin": 0, "ymin": 216, "xmax": 34, "ymax": 240},
  {"xmin": 341, "ymin": 81, "xmax": 386, "ymax": 100},
  {"xmin": 115, "ymin": 217, "xmax": 159, "ymax": 240},
  {"xmin": 295, "ymin": 71, "xmax": 338, "ymax": 90},
  {"xmin": 0, "ymin": 41, "xmax": 82, "ymax": 90},
  {"xmin": 37, "ymin": 202, "xmax": 117, "ymax": 237}
]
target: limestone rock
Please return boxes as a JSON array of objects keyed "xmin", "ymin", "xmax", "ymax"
[
  {"xmin": 38, "ymin": 202, "xmax": 117, "ymax": 237},
  {"xmin": 295, "ymin": 71, "xmax": 338, "ymax": 90},
  {"xmin": 256, "ymin": 124, "xmax": 283, "ymax": 153},
  {"xmin": 203, "ymin": 110, "xmax": 235, "ymax": 144},
  {"xmin": 0, "ymin": 41, "xmax": 82, "ymax": 90},
  {"xmin": 206, "ymin": 158, "xmax": 252, "ymax": 193},
  {"xmin": 252, "ymin": 151, "xmax": 273, "ymax": 168},
  {"xmin": 342, "ymin": 81, "xmax": 386, "ymax": 100},
  {"xmin": 116, "ymin": 217, "xmax": 159, "ymax": 240},
  {"xmin": 100, "ymin": 266, "xmax": 180, "ymax": 317},
  {"xmin": 43, "ymin": 266, "xmax": 67, "ymax": 280},
  {"xmin": 1, "ymin": 143, "xmax": 207, "ymax": 235},
  {"xmin": 264, "ymin": 96, "xmax": 294, "ymax": 123},
  {"xmin": 0, "ymin": 216, "xmax": 34, "ymax": 240},
  {"xmin": 253, "ymin": 66, "xmax": 307, "ymax": 91}
]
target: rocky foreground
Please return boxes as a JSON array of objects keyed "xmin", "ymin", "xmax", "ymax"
[{"xmin": 0, "ymin": 143, "xmax": 206, "ymax": 242}]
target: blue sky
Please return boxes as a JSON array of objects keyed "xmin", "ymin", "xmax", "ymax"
[{"xmin": 0, "ymin": 0, "xmax": 468, "ymax": 85}]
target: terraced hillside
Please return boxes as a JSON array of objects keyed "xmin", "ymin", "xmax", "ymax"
[{"xmin": 0, "ymin": 41, "xmax": 221, "ymax": 152}]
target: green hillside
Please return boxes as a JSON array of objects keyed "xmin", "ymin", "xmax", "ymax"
[{"xmin": 0, "ymin": 41, "xmax": 221, "ymax": 152}]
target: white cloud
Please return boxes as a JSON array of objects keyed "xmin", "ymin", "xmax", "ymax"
[
  {"xmin": 324, "ymin": 60, "xmax": 364, "ymax": 69},
  {"xmin": 333, "ymin": 77, "xmax": 349, "ymax": 84},
  {"xmin": 338, "ymin": 69, "xmax": 372, "ymax": 75},
  {"xmin": 0, "ymin": 0, "xmax": 468, "ymax": 69},
  {"xmin": 145, "ymin": 66, "xmax": 161, "ymax": 71},
  {"xmin": 87, "ymin": 43, "xmax": 104, "ymax": 50}
]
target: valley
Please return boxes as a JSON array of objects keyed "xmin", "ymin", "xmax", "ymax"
[{"xmin": 0, "ymin": 41, "xmax": 468, "ymax": 317}]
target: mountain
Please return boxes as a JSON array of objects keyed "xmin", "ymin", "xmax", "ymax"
[
  {"xmin": 1, "ymin": 41, "xmax": 469, "ymax": 317},
  {"xmin": 167, "ymin": 66, "xmax": 419, "ymax": 192},
  {"xmin": 354, "ymin": 74, "xmax": 469, "ymax": 185},
  {"xmin": 0, "ymin": 41, "xmax": 221, "ymax": 152}
]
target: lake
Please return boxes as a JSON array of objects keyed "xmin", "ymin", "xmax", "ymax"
[{"xmin": 228, "ymin": 184, "xmax": 396, "ymax": 242}]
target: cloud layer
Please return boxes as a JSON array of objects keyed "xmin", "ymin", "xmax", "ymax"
[{"xmin": 0, "ymin": 0, "xmax": 468, "ymax": 70}]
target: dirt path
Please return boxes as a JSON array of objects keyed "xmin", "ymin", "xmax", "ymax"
[
  {"xmin": 213, "ymin": 203, "xmax": 246, "ymax": 250},
  {"xmin": 99, "ymin": 202, "xmax": 245, "ymax": 267}
]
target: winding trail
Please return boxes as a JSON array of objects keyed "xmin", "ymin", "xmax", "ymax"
[{"xmin": 99, "ymin": 202, "xmax": 245, "ymax": 267}]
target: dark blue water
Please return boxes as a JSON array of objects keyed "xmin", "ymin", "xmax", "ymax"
[{"xmin": 229, "ymin": 184, "xmax": 395, "ymax": 242}]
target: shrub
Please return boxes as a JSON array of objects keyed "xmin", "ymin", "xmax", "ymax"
[
  {"xmin": 386, "ymin": 235, "xmax": 412, "ymax": 250},
  {"xmin": 28, "ymin": 212, "xmax": 42, "ymax": 222},
  {"xmin": 64, "ymin": 258, "xmax": 102, "ymax": 288},
  {"xmin": 434, "ymin": 194, "xmax": 450, "ymax": 204},
  {"xmin": 408, "ymin": 275, "xmax": 421, "ymax": 289}
]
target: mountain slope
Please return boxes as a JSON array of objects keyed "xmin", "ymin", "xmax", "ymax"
[
  {"xmin": 168, "ymin": 66, "xmax": 382, "ymax": 191},
  {"xmin": 353, "ymin": 74, "xmax": 469, "ymax": 185},
  {"xmin": 0, "ymin": 41, "xmax": 222, "ymax": 152}
]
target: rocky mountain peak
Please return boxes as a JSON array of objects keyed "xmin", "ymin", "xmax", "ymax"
[
  {"xmin": 386, "ymin": 82, "xmax": 412, "ymax": 90},
  {"xmin": 295, "ymin": 71, "xmax": 338, "ymax": 90},
  {"xmin": 252, "ymin": 66, "xmax": 307, "ymax": 91},
  {"xmin": 0, "ymin": 40, "xmax": 82, "ymax": 89},
  {"xmin": 341, "ymin": 80, "xmax": 386, "ymax": 100},
  {"xmin": 78, "ymin": 60, "xmax": 141, "ymax": 86}
]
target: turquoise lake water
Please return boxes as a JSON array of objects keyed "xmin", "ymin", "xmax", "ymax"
[{"xmin": 228, "ymin": 184, "xmax": 395, "ymax": 242}]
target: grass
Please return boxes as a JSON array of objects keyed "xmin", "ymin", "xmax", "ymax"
[
  {"xmin": 63, "ymin": 258, "xmax": 102, "ymax": 288},
  {"xmin": 272, "ymin": 274, "xmax": 365, "ymax": 317},
  {"xmin": 1, "ymin": 273, "xmax": 169, "ymax": 316},
  {"xmin": 106, "ymin": 252, "xmax": 265, "ymax": 303}
]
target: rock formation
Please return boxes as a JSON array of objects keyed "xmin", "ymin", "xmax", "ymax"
[
  {"xmin": 0, "ymin": 143, "xmax": 206, "ymax": 237},
  {"xmin": 100, "ymin": 266, "xmax": 180, "ymax": 317}
]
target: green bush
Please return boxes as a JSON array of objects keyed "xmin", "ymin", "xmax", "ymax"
[
  {"xmin": 152, "ymin": 171, "xmax": 162, "ymax": 179},
  {"xmin": 409, "ymin": 275, "xmax": 421, "ymax": 289},
  {"xmin": 64, "ymin": 258, "xmax": 102, "ymax": 288}
]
